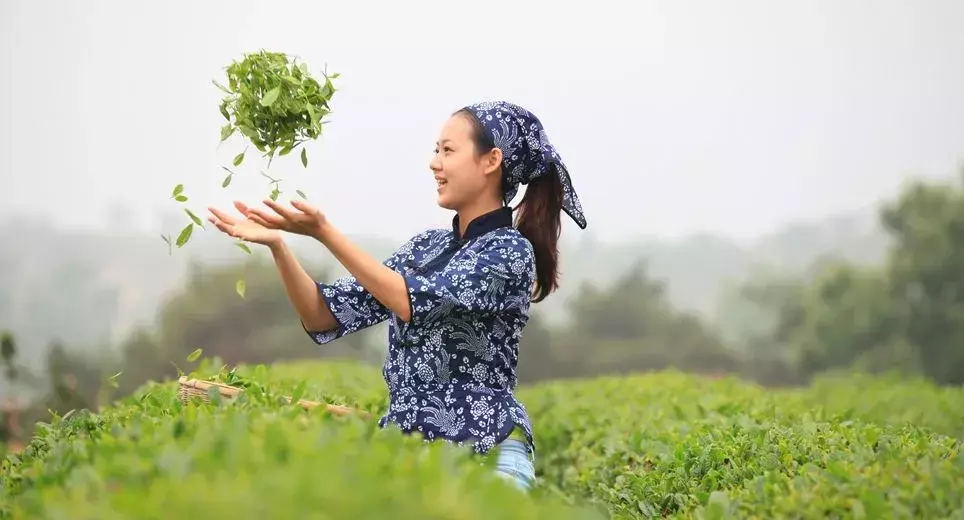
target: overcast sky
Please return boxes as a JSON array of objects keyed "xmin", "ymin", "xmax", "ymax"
[{"xmin": 2, "ymin": 0, "xmax": 963, "ymax": 243}]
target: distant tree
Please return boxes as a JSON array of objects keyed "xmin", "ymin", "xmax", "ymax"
[{"xmin": 879, "ymin": 172, "xmax": 964, "ymax": 384}]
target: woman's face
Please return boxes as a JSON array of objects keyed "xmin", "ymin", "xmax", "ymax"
[{"xmin": 430, "ymin": 114, "xmax": 501, "ymax": 211}]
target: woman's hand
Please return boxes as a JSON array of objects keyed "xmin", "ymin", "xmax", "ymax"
[
  {"xmin": 208, "ymin": 202, "xmax": 283, "ymax": 247},
  {"xmin": 245, "ymin": 198, "xmax": 330, "ymax": 239}
]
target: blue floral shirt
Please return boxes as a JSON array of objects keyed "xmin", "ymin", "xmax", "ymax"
[{"xmin": 304, "ymin": 207, "xmax": 536, "ymax": 455}]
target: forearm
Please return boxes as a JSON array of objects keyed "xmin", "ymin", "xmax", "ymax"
[
  {"xmin": 268, "ymin": 240, "xmax": 338, "ymax": 331},
  {"xmin": 313, "ymin": 222, "xmax": 413, "ymax": 322}
]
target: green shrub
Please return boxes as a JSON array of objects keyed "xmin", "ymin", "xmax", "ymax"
[{"xmin": 3, "ymin": 361, "xmax": 962, "ymax": 519}]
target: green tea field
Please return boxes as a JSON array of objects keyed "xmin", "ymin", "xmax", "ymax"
[{"xmin": 2, "ymin": 360, "xmax": 963, "ymax": 519}]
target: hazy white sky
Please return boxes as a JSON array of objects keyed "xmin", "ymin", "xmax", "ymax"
[{"xmin": 2, "ymin": 0, "xmax": 963, "ymax": 243}]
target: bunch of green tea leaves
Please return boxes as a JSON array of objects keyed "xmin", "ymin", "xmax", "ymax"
[{"xmin": 216, "ymin": 50, "xmax": 337, "ymax": 176}]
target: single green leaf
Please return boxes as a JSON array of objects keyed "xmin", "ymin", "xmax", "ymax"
[
  {"xmin": 705, "ymin": 491, "xmax": 731, "ymax": 520},
  {"xmin": 172, "ymin": 184, "xmax": 184, "ymax": 197},
  {"xmin": 212, "ymin": 79, "xmax": 232, "ymax": 94},
  {"xmin": 261, "ymin": 86, "xmax": 281, "ymax": 107},
  {"xmin": 301, "ymin": 148, "xmax": 308, "ymax": 167},
  {"xmin": 236, "ymin": 278, "xmax": 246, "ymax": 298},
  {"xmin": 186, "ymin": 348, "xmax": 203, "ymax": 363},
  {"xmin": 184, "ymin": 208, "xmax": 204, "ymax": 228},
  {"xmin": 270, "ymin": 188, "xmax": 280, "ymax": 201},
  {"xmin": 175, "ymin": 223, "xmax": 194, "ymax": 247},
  {"xmin": 219, "ymin": 101, "xmax": 230, "ymax": 121},
  {"xmin": 236, "ymin": 241, "xmax": 252, "ymax": 254},
  {"xmin": 290, "ymin": 380, "xmax": 307, "ymax": 403},
  {"xmin": 222, "ymin": 173, "xmax": 232, "ymax": 188},
  {"xmin": 175, "ymin": 195, "xmax": 188, "ymax": 203},
  {"xmin": 233, "ymin": 151, "xmax": 245, "ymax": 166},
  {"xmin": 207, "ymin": 385, "xmax": 222, "ymax": 405},
  {"xmin": 295, "ymin": 190, "xmax": 307, "ymax": 199},
  {"xmin": 259, "ymin": 170, "xmax": 280, "ymax": 183},
  {"xmin": 220, "ymin": 124, "xmax": 234, "ymax": 142}
]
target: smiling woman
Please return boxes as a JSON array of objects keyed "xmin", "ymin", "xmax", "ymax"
[{"xmin": 207, "ymin": 101, "xmax": 588, "ymax": 492}]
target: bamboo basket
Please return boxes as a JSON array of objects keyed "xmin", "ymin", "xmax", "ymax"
[{"xmin": 176, "ymin": 376, "xmax": 365, "ymax": 417}]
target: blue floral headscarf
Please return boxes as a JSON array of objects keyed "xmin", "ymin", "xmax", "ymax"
[{"xmin": 461, "ymin": 101, "xmax": 587, "ymax": 229}]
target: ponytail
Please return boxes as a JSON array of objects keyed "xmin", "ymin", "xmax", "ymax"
[
  {"xmin": 514, "ymin": 173, "xmax": 562, "ymax": 302},
  {"xmin": 456, "ymin": 108, "xmax": 562, "ymax": 303}
]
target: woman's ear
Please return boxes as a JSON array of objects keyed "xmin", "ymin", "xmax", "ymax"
[{"xmin": 485, "ymin": 147, "xmax": 504, "ymax": 176}]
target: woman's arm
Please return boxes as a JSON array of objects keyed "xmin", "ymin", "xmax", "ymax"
[
  {"xmin": 313, "ymin": 221, "xmax": 414, "ymax": 323},
  {"xmin": 249, "ymin": 198, "xmax": 414, "ymax": 323},
  {"xmin": 268, "ymin": 239, "xmax": 339, "ymax": 331}
]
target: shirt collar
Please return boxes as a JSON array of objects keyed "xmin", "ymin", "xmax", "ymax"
[{"xmin": 452, "ymin": 206, "xmax": 514, "ymax": 241}]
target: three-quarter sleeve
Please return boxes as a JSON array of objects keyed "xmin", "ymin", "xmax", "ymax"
[
  {"xmin": 401, "ymin": 233, "xmax": 535, "ymax": 329},
  {"xmin": 304, "ymin": 230, "xmax": 432, "ymax": 345}
]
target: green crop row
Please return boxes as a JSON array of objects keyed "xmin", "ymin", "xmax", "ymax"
[
  {"xmin": 2, "ymin": 360, "xmax": 963, "ymax": 519},
  {"xmin": 522, "ymin": 371, "xmax": 964, "ymax": 518}
]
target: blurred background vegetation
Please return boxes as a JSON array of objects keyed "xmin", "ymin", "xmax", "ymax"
[{"xmin": 3, "ymin": 167, "xmax": 964, "ymax": 448}]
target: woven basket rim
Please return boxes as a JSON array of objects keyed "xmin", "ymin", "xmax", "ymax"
[{"xmin": 174, "ymin": 376, "xmax": 366, "ymax": 417}]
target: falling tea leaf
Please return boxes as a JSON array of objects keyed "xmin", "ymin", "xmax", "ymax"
[
  {"xmin": 176, "ymin": 223, "xmax": 194, "ymax": 247},
  {"xmin": 184, "ymin": 209, "xmax": 204, "ymax": 228}
]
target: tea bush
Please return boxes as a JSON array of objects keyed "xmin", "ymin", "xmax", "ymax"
[
  {"xmin": 2, "ymin": 360, "xmax": 963, "ymax": 519},
  {"xmin": 523, "ymin": 371, "xmax": 964, "ymax": 518}
]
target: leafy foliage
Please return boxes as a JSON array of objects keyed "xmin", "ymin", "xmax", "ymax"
[
  {"xmin": 527, "ymin": 370, "xmax": 964, "ymax": 518},
  {"xmin": 0, "ymin": 359, "xmax": 594, "ymax": 519},
  {"xmin": 2, "ymin": 360, "xmax": 962, "ymax": 519},
  {"xmin": 215, "ymin": 50, "xmax": 336, "ymax": 166}
]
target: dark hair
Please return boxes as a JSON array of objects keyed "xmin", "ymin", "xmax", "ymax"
[{"xmin": 455, "ymin": 109, "xmax": 562, "ymax": 303}]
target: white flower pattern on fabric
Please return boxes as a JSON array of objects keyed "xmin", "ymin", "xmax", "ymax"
[{"xmin": 304, "ymin": 207, "xmax": 537, "ymax": 456}]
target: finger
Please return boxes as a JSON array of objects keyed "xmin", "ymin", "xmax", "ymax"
[
  {"xmin": 247, "ymin": 213, "xmax": 275, "ymax": 229},
  {"xmin": 263, "ymin": 198, "xmax": 299, "ymax": 220},
  {"xmin": 290, "ymin": 199, "xmax": 319, "ymax": 216},
  {"xmin": 248, "ymin": 207, "xmax": 288, "ymax": 228},
  {"xmin": 233, "ymin": 200, "xmax": 253, "ymax": 216},
  {"xmin": 208, "ymin": 207, "xmax": 238, "ymax": 225},
  {"xmin": 208, "ymin": 216, "xmax": 237, "ymax": 237}
]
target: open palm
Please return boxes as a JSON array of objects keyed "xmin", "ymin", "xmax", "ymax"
[
  {"xmin": 243, "ymin": 198, "xmax": 328, "ymax": 238},
  {"xmin": 208, "ymin": 203, "xmax": 282, "ymax": 246}
]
